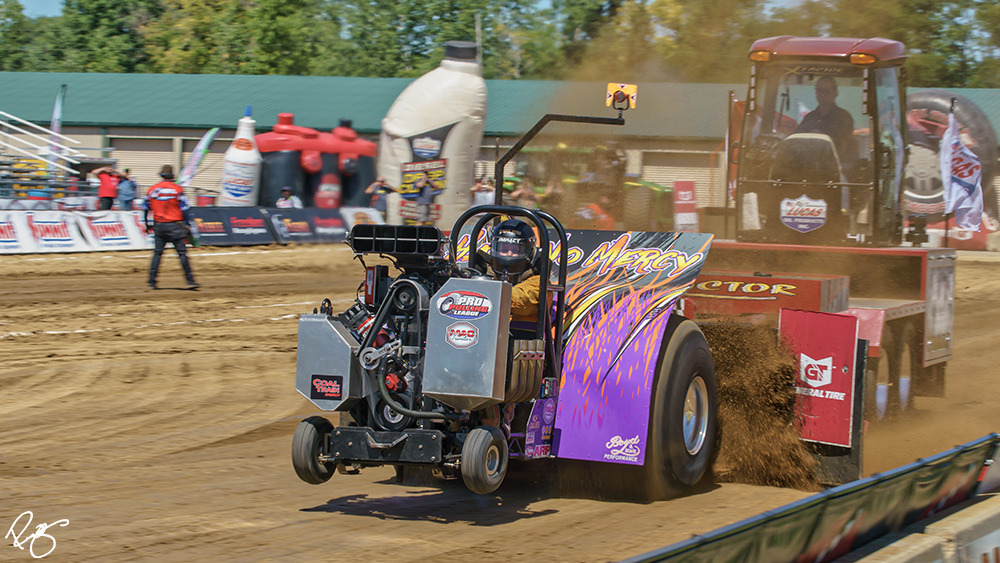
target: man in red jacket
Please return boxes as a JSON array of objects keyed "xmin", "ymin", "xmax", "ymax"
[
  {"xmin": 93, "ymin": 165, "xmax": 122, "ymax": 210},
  {"xmin": 143, "ymin": 165, "xmax": 199, "ymax": 290}
]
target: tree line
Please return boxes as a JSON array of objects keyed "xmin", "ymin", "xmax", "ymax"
[{"xmin": 0, "ymin": 0, "xmax": 997, "ymax": 88}]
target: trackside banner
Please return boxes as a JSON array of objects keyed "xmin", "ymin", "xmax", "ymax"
[
  {"xmin": 191, "ymin": 208, "xmax": 275, "ymax": 246},
  {"xmin": 262, "ymin": 208, "xmax": 348, "ymax": 244},
  {"xmin": 0, "ymin": 210, "xmax": 91, "ymax": 253},
  {"xmin": 77, "ymin": 211, "xmax": 152, "ymax": 251}
]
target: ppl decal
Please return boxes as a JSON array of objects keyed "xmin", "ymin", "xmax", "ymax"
[
  {"xmin": 604, "ymin": 435, "xmax": 642, "ymax": 462},
  {"xmin": 437, "ymin": 291, "xmax": 492, "ymax": 320},
  {"xmin": 446, "ymin": 322, "xmax": 478, "ymax": 349}
]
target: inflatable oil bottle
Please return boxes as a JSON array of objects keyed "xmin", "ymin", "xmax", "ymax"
[
  {"xmin": 378, "ymin": 40, "xmax": 487, "ymax": 226},
  {"xmin": 218, "ymin": 105, "xmax": 263, "ymax": 207}
]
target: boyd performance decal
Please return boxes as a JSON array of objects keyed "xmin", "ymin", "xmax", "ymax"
[
  {"xmin": 781, "ymin": 195, "xmax": 827, "ymax": 233},
  {"xmin": 437, "ymin": 291, "xmax": 492, "ymax": 319},
  {"xmin": 604, "ymin": 435, "xmax": 642, "ymax": 462},
  {"xmin": 311, "ymin": 375, "xmax": 343, "ymax": 400}
]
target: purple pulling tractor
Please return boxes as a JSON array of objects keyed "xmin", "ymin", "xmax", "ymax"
[{"xmin": 291, "ymin": 206, "xmax": 717, "ymax": 497}]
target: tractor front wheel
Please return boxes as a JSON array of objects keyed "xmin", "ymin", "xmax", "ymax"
[
  {"xmin": 291, "ymin": 416, "xmax": 334, "ymax": 485},
  {"xmin": 461, "ymin": 426, "xmax": 508, "ymax": 494}
]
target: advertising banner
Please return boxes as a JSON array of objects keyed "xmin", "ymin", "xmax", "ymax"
[
  {"xmin": 263, "ymin": 208, "xmax": 347, "ymax": 244},
  {"xmin": 779, "ymin": 309, "xmax": 859, "ymax": 448},
  {"xmin": 0, "ymin": 210, "xmax": 91, "ymax": 254},
  {"xmin": 190, "ymin": 208, "xmax": 275, "ymax": 246},
  {"xmin": 76, "ymin": 210, "xmax": 152, "ymax": 251},
  {"xmin": 339, "ymin": 207, "xmax": 385, "ymax": 230},
  {"xmin": 673, "ymin": 180, "xmax": 698, "ymax": 232}
]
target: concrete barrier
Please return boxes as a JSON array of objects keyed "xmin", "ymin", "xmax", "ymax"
[{"xmin": 924, "ymin": 494, "xmax": 1000, "ymax": 563}]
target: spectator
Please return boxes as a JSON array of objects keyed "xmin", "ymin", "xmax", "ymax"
[
  {"xmin": 93, "ymin": 165, "xmax": 122, "ymax": 210},
  {"xmin": 144, "ymin": 165, "xmax": 199, "ymax": 290},
  {"xmin": 509, "ymin": 179, "xmax": 538, "ymax": 208},
  {"xmin": 275, "ymin": 187, "xmax": 303, "ymax": 209},
  {"xmin": 366, "ymin": 176, "xmax": 395, "ymax": 219},
  {"xmin": 414, "ymin": 172, "xmax": 443, "ymax": 225},
  {"xmin": 470, "ymin": 176, "xmax": 495, "ymax": 207},
  {"xmin": 117, "ymin": 168, "xmax": 138, "ymax": 211}
]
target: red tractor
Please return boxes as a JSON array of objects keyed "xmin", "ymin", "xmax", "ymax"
[{"xmin": 687, "ymin": 36, "xmax": 958, "ymax": 482}]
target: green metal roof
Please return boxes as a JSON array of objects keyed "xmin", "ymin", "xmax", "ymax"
[{"xmin": 1, "ymin": 72, "xmax": 999, "ymax": 142}]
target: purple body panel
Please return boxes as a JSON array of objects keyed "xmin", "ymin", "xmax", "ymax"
[
  {"xmin": 553, "ymin": 302, "xmax": 674, "ymax": 464},
  {"xmin": 550, "ymin": 231, "xmax": 713, "ymax": 465}
]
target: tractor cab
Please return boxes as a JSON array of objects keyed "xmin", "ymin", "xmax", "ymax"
[{"xmin": 734, "ymin": 36, "xmax": 909, "ymax": 246}]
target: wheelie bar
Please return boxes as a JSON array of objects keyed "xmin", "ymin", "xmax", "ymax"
[{"xmin": 322, "ymin": 427, "xmax": 446, "ymax": 465}]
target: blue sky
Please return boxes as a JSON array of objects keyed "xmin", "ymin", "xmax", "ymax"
[{"xmin": 21, "ymin": 0, "xmax": 62, "ymax": 18}]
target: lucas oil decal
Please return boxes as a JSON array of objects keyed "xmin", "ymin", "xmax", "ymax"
[
  {"xmin": 446, "ymin": 322, "xmax": 478, "ymax": 349},
  {"xmin": 780, "ymin": 195, "xmax": 827, "ymax": 233},
  {"xmin": 437, "ymin": 291, "xmax": 492, "ymax": 319}
]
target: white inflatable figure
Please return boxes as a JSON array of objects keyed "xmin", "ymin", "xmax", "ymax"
[{"xmin": 378, "ymin": 41, "xmax": 488, "ymax": 227}]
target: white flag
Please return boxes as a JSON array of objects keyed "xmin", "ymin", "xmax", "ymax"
[{"xmin": 939, "ymin": 113, "xmax": 983, "ymax": 231}]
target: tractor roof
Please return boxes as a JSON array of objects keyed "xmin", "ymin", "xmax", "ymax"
[{"xmin": 749, "ymin": 36, "xmax": 907, "ymax": 63}]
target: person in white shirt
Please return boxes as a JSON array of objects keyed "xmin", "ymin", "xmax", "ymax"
[
  {"xmin": 470, "ymin": 176, "xmax": 495, "ymax": 207},
  {"xmin": 276, "ymin": 187, "xmax": 303, "ymax": 209}
]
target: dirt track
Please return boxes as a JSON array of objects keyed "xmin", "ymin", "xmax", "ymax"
[{"xmin": 0, "ymin": 244, "xmax": 997, "ymax": 562}]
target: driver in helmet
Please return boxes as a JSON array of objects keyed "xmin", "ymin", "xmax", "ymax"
[{"xmin": 489, "ymin": 219, "xmax": 541, "ymax": 340}]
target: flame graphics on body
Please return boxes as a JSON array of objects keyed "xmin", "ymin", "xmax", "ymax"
[{"xmin": 553, "ymin": 230, "xmax": 713, "ymax": 463}]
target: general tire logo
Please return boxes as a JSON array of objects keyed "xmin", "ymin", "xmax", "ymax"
[
  {"xmin": 780, "ymin": 195, "xmax": 827, "ymax": 233},
  {"xmin": 311, "ymin": 375, "xmax": 343, "ymax": 400},
  {"xmin": 446, "ymin": 322, "xmax": 478, "ymax": 349},
  {"xmin": 800, "ymin": 353, "xmax": 832, "ymax": 388},
  {"xmin": 437, "ymin": 290, "xmax": 492, "ymax": 319}
]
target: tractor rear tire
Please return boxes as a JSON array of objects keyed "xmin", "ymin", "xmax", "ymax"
[
  {"xmin": 644, "ymin": 316, "xmax": 717, "ymax": 499},
  {"xmin": 292, "ymin": 416, "xmax": 334, "ymax": 485},
  {"xmin": 461, "ymin": 425, "xmax": 508, "ymax": 494}
]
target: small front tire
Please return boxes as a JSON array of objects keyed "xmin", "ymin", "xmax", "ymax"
[
  {"xmin": 461, "ymin": 426, "xmax": 508, "ymax": 494},
  {"xmin": 292, "ymin": 416, "xmax": 334, "ymax": 485}
]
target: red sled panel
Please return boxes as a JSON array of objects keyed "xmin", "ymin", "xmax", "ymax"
[{"xmin": 779, "ymin": 309, "xmax": 859, "ymax": 448}]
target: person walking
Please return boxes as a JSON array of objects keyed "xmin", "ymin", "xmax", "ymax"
[
  {"xmin": 93, "ymin": 165, "xmax": 122, "ymax": 210},
  {"xmin": 143, "ymin": 165, "xmax": 199, "ymax": 290},
  {"xmin": 117, "ymin": 168, "xmax": 138, "ymax": 211}
]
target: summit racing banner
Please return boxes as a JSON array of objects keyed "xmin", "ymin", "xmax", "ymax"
[
  {"xmin": 0, "ymin": 211, "xmax": 91, "ymax": 253},
  {"xmin": 77, "ymin": 210, "xmax": 152, "ymax": 251}
]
